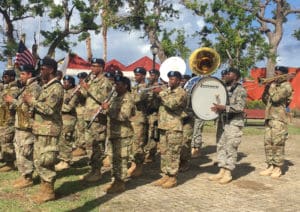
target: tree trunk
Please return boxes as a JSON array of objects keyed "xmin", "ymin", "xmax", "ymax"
[
  {"xmin": 86, "ymin": 36, "xmax": 92, "ymax": 62},
  {"xmin": 101, "ymin": 0, "xmax": 109, "ymax": 62}
]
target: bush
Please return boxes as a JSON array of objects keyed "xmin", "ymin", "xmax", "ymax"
[
  {"xmin": 245, "ymin": 100, "xmax": 266, "ymax": 109},
  {"xmin": 292, "ymin": 109, "xmax": 300, "ymax": 117}
]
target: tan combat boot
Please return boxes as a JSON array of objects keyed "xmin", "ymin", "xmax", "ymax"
[
  {"xmin": 191, "ymin": 147, "xmax": 201, "ymax": 158},
  {"xmin": 13, "ymin": 176, "xmax": 33, "ymax": 189},
  {"xmin": 151, "ymin": 175, "xmax": 170, "ymax": 186},
  {"xmin": 219, "ymin": 169, "xmax": 233, "ymax": 184},
  {"xmin": 104, "ymin": 180, "xmax": 126, "ymax": 194},
  {"xmin": 72, "ymin": 147, "xmax": 87, "ymax": 157},
  {"xmin": 31, "ymin": 181, "xmax": 55, "ymax": 204},
  {"xmin": 127, "ymin": 162, "xmax": 143, "ymax": 177},
  {"xmin": 161, "ymin": 176, "xmax": 177, "ymax": 189},
  {"xmin": 208, "ymin": 168, "xmax": 225, "ymax": 181},
  {"xmin": 79, "ymin": 169, "xmax": 102, "ymax": 182},
  {"xmin": 0, "ymin": 162, "xmax": 16, "ymax": 172},
  {"xmin": 270, "ymin": 166, "xmax": 282, "ymax": 179},
  {"xmin": 102, "ymin": 156, "xmax": 111, "ymax": 168},
  {"xmin": 55, "ymin": 161, "xmax": 70, "ymax": 171},
  {"xmin": 127, "ymin": 162, "xmax": 137, "ymax": 176},
  {"xmin": 259, "ymin": 165, "xmax": 274, "ymax": 176}
]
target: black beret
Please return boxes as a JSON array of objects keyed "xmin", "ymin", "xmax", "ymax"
[
  {"xmin": 183, "ymin": 74, "xmax": 191, "ymax": 80},
  {"xmin": 221, "ymin": 69, "xmax": 228, "ymax": 76},
  {"xmin": 149, "ymin": 69, "xmax": 160, "ymax": 76},
  {"xmin": 63, "ymin": 75, "xmax": 75, "ymax": 85},
  {"xmin": 91, "ymin": 58, "xmax": 105, "ymax": 67},
  {"xmin": 275, "ymin": 66, "xmax": 288, "ymax": 74},
  {"xmin": 133, "ymin": 67, "xmax": 146, "ymax": 75},
  {"xmin": 114, "ymin": 69, "xmax": 123, "ymax": 77},
  {"xmin": 115, "ymin": 76, "xmax": 131, "ymax": 91},
  {"xmin": 104, "ymin": 72, "xmax": 115, "ymax": 78},
  {"xmin": 19, "ymin": 64, "xmax": 35, "ymax": 73},
  {"xmin": 167, "ymin": 71, "xmax": 182, "ymax": 79},
  {"xmin": 227, "ymin": 67, "xmax": 241, "ymax": 79},
  {"xmin": 3, "ymin": 69, "xmax": 16, "ymax": 77},
  {"xmin": 39, "ymin": 57, "xmax": 57, "ymax": 70},
  {"xmin": 77, "ymin": 72, "xmax": 88, "ymax": 79}
]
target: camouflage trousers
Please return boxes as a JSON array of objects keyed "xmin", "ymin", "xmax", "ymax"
[
  {"xmin": 34, "ymin": 135, "xmax": 59, "ymax": 183},
  {"xmin": 84, "ymin": 121, "xmax": 106, "ymax": 170},
  {"xmin": 74, "ymin": 115, "xmax": 86, "ymax": 149},
  {"xmin": 191, "ymin": 118, "xmax": 204, "ymax": 148},
  {"xmin": 110, "ymin": 137, "xmax": 132, "ymax": 181},
  {"xmin": 144, "ymin": 113, "xmax": 159, "ymax": 158},
  {"xmin": 180, "ymin": 118, "xmax": 194, "ymax": 162},
  {"xmin": 58, "ymin": 118, "xmax": 76, "ymax": 163},
  {"xmin": 216, "ymin": 119, "xmax": 224, "ymax": 144},
  {"xmin": 15, "ymin": 129, "xmax": 34, "ymax": 176},
  {"xmin": 217, "ymin": 124, "xmax": 243, "ymax": 171},
  {"xmin": 0, "ymin": 126, "xmax": 15, "ymax": 163},
  {"xmin": 131, "ymin": 121, "xmax": 147, "ymax": 164},
  {"xmin": 264, "ymin": 120, "xmax": 288, "ymax": 167},
  {"xmin": 160, "ymin": 130, "xmax": 183, "ymax": 176}
]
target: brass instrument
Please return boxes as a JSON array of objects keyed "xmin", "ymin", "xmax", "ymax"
[
  {"xmin": 189, "ymin": 47, "xmax": 221, "ymax": 75},
  {"xmin": 64, "ymin": 72, "xmax": 92, "ymax": 105},
  {"xmin": 258, "ymin": 73, "xmax": 296, "ymax": 85},
  {"xmin": 138, "ymin": 84, "xmax": 165, "ymax": 93}
]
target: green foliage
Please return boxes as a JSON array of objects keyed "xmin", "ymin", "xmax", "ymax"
[{"xmin": 245, "ymin": 100, "xmax": 266, "ymax": 109}]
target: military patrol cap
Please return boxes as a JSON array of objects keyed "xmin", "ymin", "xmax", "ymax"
[
  {"xmin": 114, "ymin": 69, "xmax": 123, "ymax": 77},
  {"xmin": 167, "ymin": 71, "xmax": 182, "ymax": 79},
  {"xmin": 104, "ymin": 72, "xmax": 115, "ymax": 78},
  {"xmin": 39, "ymin": 57, "xmax": 57, "ymax": 71},
  {"xmin": 77, "ymin": 72, "xmax": 88, "ymax": 79},
  {"xmin": 133, "ymin": 67, "xmax": 146, "ymax": 75},
  {"xmin": 63, "ymin": 75, "xmax": 75, "ymax": 85},
  {"xmin": 221, "ymin": 69, "xmax": 228, "ymax": 76},
  {"xmin": 115, "ymin": 75, "xmax": 131, "ymax": 91},
  {"xmin": 275, "ymin": 66, "xmax": 288, "ymax": 74},
  {"xmin": 183, "ymin": 74, "xmax": 191, "ymax": 80},
  {"xmin": 3, "ymin": 69, "xmax": 16, "ymax": 77},
  {"xmin": 227, "ymin": 67, "xmax": 241, "ymax": 79},
  {"xmin": 149, "ymin": 69, "xmax": 160, "ymax": 77},
  {"xmin": 91, "ymin": 58, "xmax": 105, "ymax": 67}
]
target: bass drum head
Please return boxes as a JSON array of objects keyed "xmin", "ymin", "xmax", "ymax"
[
  {"xmin": 159, "ymin": 57, "xmax": 186, "ymax": 82},
  {"xmin": 191, "ymin": 76, "xmax": 228, "ymax": 120}
]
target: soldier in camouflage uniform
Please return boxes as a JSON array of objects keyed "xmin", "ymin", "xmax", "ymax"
[
  {"xmin": 260, "ymin": 66, "xmax": 293, "ymax": 178},
  {"xmin": 102, "ymin": 76, "xmax": 135, "ymax": 193},
  {"xmin": 0, "ymin": 69, "xmax": 20, "ymax": 172},
  {"xmin": 4, "ymin": 65, "xmax": 41, "ymax": 188},
  {"xmin": 209, "ymin": 68, "xmax": 247, "ymax": 184},
  {"xmin": 55, "ymin": 75, "xmax": 77, "ymax": 171},
  {"xmin": 79, "ymin": 58, "xmax": 113, "ymax": 182},
  {"xmin": 144, "ymin": 69, "xmax": 161, "ymax": 163},
  {"xmin": 127, "ymin": 67, "xmax": 148, "ymax": 177},
  {"xmin": 152, "ymin": 71, "xmax": 187, "ymax": 189},
  {"xmin": 72, "ymin": 72, "xmax": 88, "ymax": 157},
  {"xmin": 191, "ymin": 118, "xmax": 204, "ymax": 158},
  {"xmin": 23, "ymin": 57, "xmax": 64, "ymax": 203}
]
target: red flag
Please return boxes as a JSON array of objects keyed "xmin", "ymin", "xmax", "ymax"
[{"xmin": 15, "ymin": 40, "xmax": 36, "ymax": 67}]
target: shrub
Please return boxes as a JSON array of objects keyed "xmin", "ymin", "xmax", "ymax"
[{"xmin": 245, "ymin": 100, "xmax": 266, "ymax": 109}]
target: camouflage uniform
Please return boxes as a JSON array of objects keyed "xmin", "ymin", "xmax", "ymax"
[
  {"xmin": 191, "ymin": 118, "xmax": 204, "ymax": 148},
  {"xmin": 11, "ymin": 77, "xmax": 41, "ymax": 177},
  {"xmin": 30, "ymin": 78, "xmax": 63, "ymax": 183},
  {"xmin": 74, "ymin": 95, "xmax": 86, "ymax": 149},
  {"xmin": 81, "ymin": 74, "xmax": 112, "ymax": 170},
  {"xmin": 0, "ymin": 80, "xmax": 20, "ymax": 164},
  {"xmin": 107, "ymin": 92, "xmax": 135, "ymax": 180},
  {"xmin": 58, "ymin": 87, "xmax": 77, "ymax": 163},
  {"xmin": 262, "ymin": 81, "xmax": 293, "ymax": 167},
  {"xmin": 216, "ymin": 83, "xmax": 247, "ymax": 171},
  {"xmin": 180, "ymin": 115, "xmax": 194, "ymax": 165},
  {"xmin": 158, "ymin": 86, "xmax": 187, "ymax": 176},
  {"xmin": 130, "ymin": 82, "xmax": 148, "ymax": 164}
]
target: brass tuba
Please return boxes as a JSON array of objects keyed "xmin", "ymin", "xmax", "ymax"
[{"xmin": 189, "ymin": 47, "xmax": 221, "ymax": 75}]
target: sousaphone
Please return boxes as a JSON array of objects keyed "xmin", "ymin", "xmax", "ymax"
[{"xmin": 159, "ymin": 56, "xmax": 186, "ymax": 82}]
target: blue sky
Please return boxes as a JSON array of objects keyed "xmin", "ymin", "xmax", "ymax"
[{"xmin": 1, "ymin": 1, "xmax": 300, "ymax": 76}]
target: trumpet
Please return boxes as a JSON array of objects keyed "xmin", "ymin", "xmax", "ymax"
[
  {"xmin": 258, "ymin": 73, "xmax": 296, "ymax": 85},
  {"xmin": 138, "ymin": 85, "xmax": 165, "ymax": 93}
]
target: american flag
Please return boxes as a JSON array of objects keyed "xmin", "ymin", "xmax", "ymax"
[{"xmin": 15, "ymin": 40, "xmax": 36, "ymax": 67}]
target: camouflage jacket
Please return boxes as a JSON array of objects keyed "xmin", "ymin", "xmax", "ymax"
[
  {"xmin": 81, "ymin": 74, "xmax": 113, "ymax": 123},
  {"xmin": 223, "ymin": 83, "xmax": 247, "ymax": 127},
  {"xmin": 11, "ymin": 77, "xmax": 41, "ymax": 130},
  {"xmin": 107, "ymin": 92, "xmax": 135, "ymax": 139},
  {"xmin": 131, "ymin": 82, "xmax": 148, "ymax": 123},
  {"xmin": 0, "ymin": 80, "xmax": 20, "ymax": 127},
  {"xmin": 30, "ymin": 78, "xmax": 64, "ymax": 136},
  {"xmin": 146, "ymin": 81, "xmax": 161, "ymax": 115},
  {"xmin": 262, "ymin": 81, "xmax": 293, "ymax": 123},
  {"xmin": 158, "ymin": 86, "xmax": 187, "ymax": 131},
  {"xmin": 62, "ymin": 87, "xmax": 78, "ymax": 128}
]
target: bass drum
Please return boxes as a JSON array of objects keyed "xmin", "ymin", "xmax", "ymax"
[{"xmin": 190, "ymin": 77, "xmax": 228, "ymax": 120}]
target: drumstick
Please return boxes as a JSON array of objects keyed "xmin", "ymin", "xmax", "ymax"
[{"xmin": 215, "ymin": 94, "xmax": 220, "ymax": 104}]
